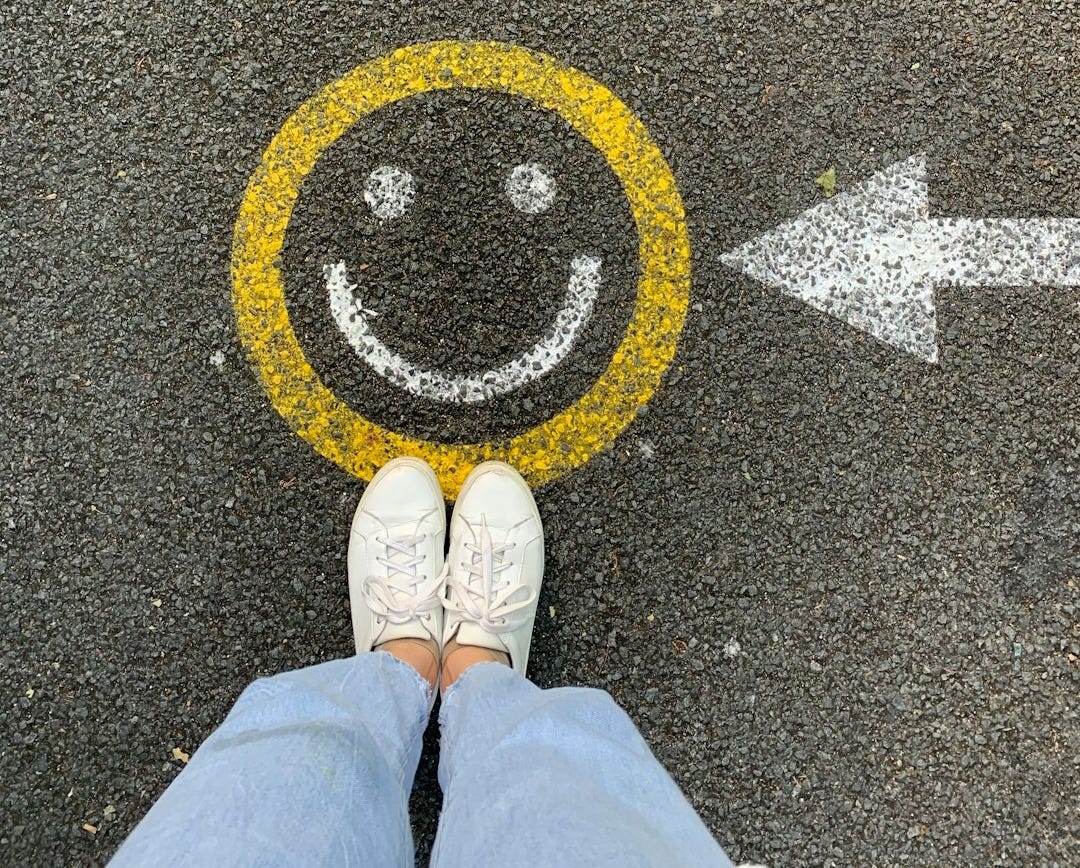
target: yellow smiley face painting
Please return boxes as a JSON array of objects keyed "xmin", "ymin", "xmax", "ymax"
[{"xmin": 232, "ymin": 41, "xmax": 690, "ymax": 498}]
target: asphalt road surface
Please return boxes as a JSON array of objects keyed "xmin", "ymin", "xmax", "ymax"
[{"xmin": 2, "ymin": 1, "xmax": 1078, "ymax": 865}]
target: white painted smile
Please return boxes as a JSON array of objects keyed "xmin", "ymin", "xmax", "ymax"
[
  {"xmin": 323, "ymin": 161, "xmax": 600, "ymax": 404},
  {"xmin": 325, "ymin": 254, "xmax": 602, "ymax": 404}
]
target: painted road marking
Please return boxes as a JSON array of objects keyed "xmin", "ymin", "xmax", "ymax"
[
  {"xmin": 325, "ymin": 255, "xmax": 602, "ymax": 403},
  {"xmin": 722, "ymin": 153, "xmax": 1080, "ymax": 362},
  {"xmin": 341, "ymin": 159, "xmax": 594, "ymax": 400},
  {"xmin": 363, "ymin": 165, "xmax": 416, "ymax": 220},
  {"xmin": 506, "ymin": 162, "xmax": 558, "ymax": 214},
  {"xmin": 231, "ymin": 41, "xmax": 691, "ymax": 498}
]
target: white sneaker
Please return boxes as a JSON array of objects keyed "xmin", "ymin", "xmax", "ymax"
[
  {"xmin": 348, "ymin": 457, "xmax": 445, "ymax": 657},
  {"xmin": 442, "ymin": 461, "xmax": 544, "ymax": 677}
]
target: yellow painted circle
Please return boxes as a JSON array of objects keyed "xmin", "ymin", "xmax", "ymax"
[{"xmin": 232, "ymin": 41, "xmax": 691, "ymax": 499}]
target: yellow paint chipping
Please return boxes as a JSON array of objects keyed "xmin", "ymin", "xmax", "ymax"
[{"xmin": 231, "ymin": 41, "xmax": 691, "ymax": 499}]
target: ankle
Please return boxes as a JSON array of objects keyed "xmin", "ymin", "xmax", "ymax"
[
  {"xmin": 377, "ymin": 637, "xmax": 439, "ymax": 692},
  {"xmin": 441, "ymin": 638, "xmax": 509, "ymax": 689}
]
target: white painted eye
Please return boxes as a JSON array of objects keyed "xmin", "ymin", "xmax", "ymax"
[
  {"xmin": 364, "ymin": 165, "xmax": 416, "ymax": 220},
  {"xmin": 506, "ymin": 162, "xmax": 556, "ymax": 214}
]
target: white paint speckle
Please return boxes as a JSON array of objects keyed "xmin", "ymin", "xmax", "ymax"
[
  {"xmin": 209, "ymin": 350, "xmax": 225, "ymax": 368},
  {"xmin": 326, "ymin": 255, "xmax": 602, "ymax": 403},
  {"xmin": 723, "ymin": 637, "xmax": 741, "ymax": 658},
  {"xmin": 364, "ymin": 165, "xmax": 415, "ymax": 220},
  {"xmin": 506, "ymin": 163, "xmax": 557, "ymax": 214},
  {"xmin": 637, "ymin": 438, "xmax": 656, "ymax": 460}
]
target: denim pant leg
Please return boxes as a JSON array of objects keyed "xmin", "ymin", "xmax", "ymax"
[
  {"xmin": 431, "ymin": 663, "xmax": 732, "ymax": 868},
  {"xmin": 109, "ymin": 653, "xmax": 431, "ymax": 868}
]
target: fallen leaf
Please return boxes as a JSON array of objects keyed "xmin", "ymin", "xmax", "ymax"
[
  {"xmin": 171, "ymin": 747, "xmax": 189, "ymax": 764},
  {"xmin": 815, "ymin": 167, "xmax": 837, "ymax": 197},
  {"xmin": 760, "ymin": 83, "xmax": 774, "ymax": 105},
  {"xmin": 152, "ymin": 599, "xmax": 163, "ymax": 608},
  {"xmin": 548, "ymin": 606, "xmax": 556, "ymax": 619}
]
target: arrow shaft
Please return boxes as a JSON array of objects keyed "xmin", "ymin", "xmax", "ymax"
[{"xmin": 929, "ymin": 218, "xmax": 1080, "ymax": 287}]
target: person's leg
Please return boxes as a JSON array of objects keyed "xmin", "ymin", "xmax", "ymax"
[
  {"xmin": 432, "ymin": 663, "xmax": 732, "ymax": 868},
  {"xmin": 432, "ymin": 461, "xmax": 732, "ymax": 867},
  {"xmin": 109, "ymin": 652, "xmax": 430, "ymax": 868},
  {"xmin": 111, "ymin": 457, "xmax": 450, "ymax": 867}
]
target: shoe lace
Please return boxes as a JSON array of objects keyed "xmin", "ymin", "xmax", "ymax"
[
  {"xmin": 445, "ymin": 516, "xmax": 535, "ymax": 634},
  {"xmin": 362, "ymin": 528, "xmax": 444, "ymax": 625}
]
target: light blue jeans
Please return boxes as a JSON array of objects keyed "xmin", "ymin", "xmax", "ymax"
[{"xmin": 110, "ymin": 654, "xmax": 732, "ymax": 867}]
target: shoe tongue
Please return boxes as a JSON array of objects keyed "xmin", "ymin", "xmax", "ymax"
[
  {"xmin": 379, "ymin": 616, "xmax": 436, "ymax": 645},
  {"xmin": 454, "ymin": 622, "xmax": 510, "ymax": 656},
  {"xmin": 379, "ymin": 522, "xmax": 423, "ymax": 581}
]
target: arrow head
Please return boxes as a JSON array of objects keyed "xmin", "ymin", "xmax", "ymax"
[{"xmin": 722, "ymin": 154, "xmax": 939, "ymax": 363}]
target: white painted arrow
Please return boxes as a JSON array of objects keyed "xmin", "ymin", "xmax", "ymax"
[{"xmin": 721, "ymin": 154, "xmax": 1080, "ymax": 363}]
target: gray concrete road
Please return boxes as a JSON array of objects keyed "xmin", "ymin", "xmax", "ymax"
[{"xmin": 2, "ymin": 1, "xmax": 1077, "ymax": 864}]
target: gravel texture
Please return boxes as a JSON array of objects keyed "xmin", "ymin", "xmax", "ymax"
[{"xmin": 1, "ymin": 1, "xmax": 1077, "ymax": 865}]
